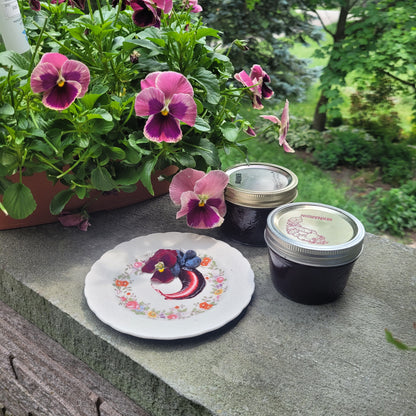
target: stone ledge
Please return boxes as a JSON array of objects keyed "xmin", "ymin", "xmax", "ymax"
[{"xmin": 0, "ymin": 195, "xmax": 415, "ymax": 416}]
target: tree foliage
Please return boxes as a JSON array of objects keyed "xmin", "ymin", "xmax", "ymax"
[
  {"xmin": 200, "ymin": 0, "xmax": 321, "ymax": 101},
  {"xmin": 298, "ymin": 0, "xmax": 416, "ymax": 130}
]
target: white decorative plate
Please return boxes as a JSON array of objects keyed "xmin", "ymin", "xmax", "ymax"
[{"xmin": 84, "ymin": 232, "xmax": 255, "ymax": 340}]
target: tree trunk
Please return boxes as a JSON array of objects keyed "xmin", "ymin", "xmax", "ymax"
[
  {"xmin": 312, "ymin": 93, "xmax": 328, "ymax": 131},
  {"xmin": 311, "ymin": 4, "xmax": 351, "ymax": 131}
]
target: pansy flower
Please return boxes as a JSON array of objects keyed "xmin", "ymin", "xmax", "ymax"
[
  {"xmin": 29, "ymin": 0, "xmax": 41, "ymax": 11},
  {"xmin": 130, "ymin": 0, "xmax": 172, "ymax": 27},
  {"xmin": 30, "ymin": 53, "xmax": 90, "ymax": 111},
  {"xmin": 183, "ymin": 0, "xmax": 202, "ymax": 13},
  {"xmin": 169, "ymin": 168, "xmax": 229, "ymax": 229},
  {"xmin": 134, "ymin": 71, "xmax": 197, "ymax": 143},
  {"xmin": 261, "ymin": 99, "xmax": 294, "ymax": 153},
  {"xmin": 234, "ymin": 64, "xmax": 274, "ymax": 109},
  {"xmin": 142, "ymin": 249, "xmax": 178, "ymax": 283}
]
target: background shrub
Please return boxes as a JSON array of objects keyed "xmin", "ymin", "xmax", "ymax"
[{"xmin": 365, "ymin": 183, "xmax": 416, "ymax": 236}]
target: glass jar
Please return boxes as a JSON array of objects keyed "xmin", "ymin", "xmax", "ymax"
[
  {"xmin": 264, "ymin": 202, "xmax": 365, "ymax": 304},
  {"xmin": 222, "ymin": 163, "xmax": 298, "ymax": 246}
]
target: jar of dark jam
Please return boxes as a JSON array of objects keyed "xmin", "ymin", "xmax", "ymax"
[
  {"xmin": 222, "ymin": 163, "xmax": 298, "ymax": 246},
  {"xmin": 264, "ymin": 202, "xmax": 365, "ymax": 304}
]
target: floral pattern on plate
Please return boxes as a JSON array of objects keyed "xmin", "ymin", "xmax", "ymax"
[{"xmin": 113, "ymin": 252, "xmax": 227, "ymax": 320}]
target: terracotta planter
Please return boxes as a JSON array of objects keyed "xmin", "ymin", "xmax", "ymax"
[{"xmin": 0, "ymin": 166, "xmax": 177, "ymax": 230}]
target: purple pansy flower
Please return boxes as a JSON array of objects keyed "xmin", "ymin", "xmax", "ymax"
[
  {"xmin": 30, "ymin": 53, "xmax": 90, "ymax": 111},
  {"xmin": 234, "ymin": 64, "xmax": 274, "ymax": 110},
  {"xmin": 169, "ymin": 168, "xmax": 229, "ymax": 229},
  {"xmin": 142, "ymin": 249, "xmax": 178, "ymax": 283},
  {"xmin": 134, "ymin": 71, "xmax": 197, "ymax": 143},
  {"xmin": 261, "ymin": 99, "xmax": 294, "ymax": 153},
  {"xmin": 130, "ymin": 0, "xmax": 172, "ymax": 27}
]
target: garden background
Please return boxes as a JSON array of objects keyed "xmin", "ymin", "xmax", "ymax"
[{"xmin": 200, "ymin": 0, "xmax": 416, "ymax": 246}]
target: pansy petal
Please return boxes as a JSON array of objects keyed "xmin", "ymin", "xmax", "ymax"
[
  {"xmin": 39, "ymin": 52, "xmax": 68, "ymax": 70},
  {"xmin": 260, "ymin": 115, "xmax": 280, "ymax": 124},
  {"xmin": 194, "ymin": 170, "xmax": 229, "ymax": 198},
  {"xmin": 140, "ymin": 72, "xmax": 161, "ymax": 90},
  {"xmin": 234, "ymin": 70, "xmax": 255, "ymax": 88},
  {"xmin": 168, "ymin": 93, "xmax": 197, "ymax": 126},
  {"xmin": 176, "ymin": 190, "xmax": 199, "ymax": 218},
  {"xmin": 262, "ymin": 83, "xmax": 274, "ymax": 99},
  {"xmin": 250, "ymin": 64, "xmax": 264, "ymax": 81},
  {"xmin": 144, "ymin": 113, "xmax": 182, "ymax": 143},
  {"xmin": 206, "ymin": 197, "xmax": 227, "ymax": 217},
  {"xmin": 135, "ymin": 87, "xmax": 165, "ymax": 116},
  {"xmin": 281, "ymin": 99, "xmax": 289, "ymax": 126},
  {"xmin": 42, "ymin": 81, "xmax": 82, "ymax": 110},
  {"xmin": 155, "ymin": 71, "xmax": 194, "ymax": 99},
  {"xmin": 61, "ymin": 59, "xmax": 90, "ymax": 97},
  {"xmin": 132, "ymin": 2, "xmax": 160, "ymax": 27},
  {"xmin": 169, "ymin": 169, "xmax": 205, "ymax": 205},
  {"xmin": 154, "ymin": 0, "xmax": 172, "ymax": 13},
  {"xmin": 151, "ymin": 269, "xmax": 175, "ymax": 283},
  {"xmin": 30, "ymin": 62, "xmax": 59, "ymax": 93},
  {"xmin": 186, "ymin": 204, "xmax": 224, "ymax": 229}
]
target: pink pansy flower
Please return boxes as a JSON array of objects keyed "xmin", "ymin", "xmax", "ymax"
[
  {"xmin": 261, "ymin": 99, "xmax": 294, "ymax": 153},
  {"xmin": 30, "ymin": 53, "xmax": 90, "ymax": 111},
  {"xmin": 142, "ymin": 249, "xmax": 178, "ymax": 283},
  {"xmin": 234, "ymin": 64, "xmax": 274, "ymax": 109},
  {"xmin": 135, "ymin": 71, "xmax": 197, "ymax": 143},
  {"xmin": 130, "ymin": 0, "xmax": 172, "ymax": 27},
  {"xmin": 183, "ymin": 0, "xmax": 202, "ymax": 13},
  {"xmin": 169, "ymin": 168, "xmax": 229, "ymax": 229}
]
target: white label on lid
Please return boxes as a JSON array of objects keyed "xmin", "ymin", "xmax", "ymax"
[{"xmin": 277, "ymin": 208, "xmax": 355, "ymax": 246}]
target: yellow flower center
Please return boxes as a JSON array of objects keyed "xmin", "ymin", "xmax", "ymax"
[
  {"xmin": 161, "ymin": 108, "xmax": 169, "ymax": 116},
  {"xmin": 198, "ymin": 194, "xmax": 208, "ymax": 207},
  {"xmin": 57, "ymin": 74, "xmax": 65, "ymax": 88},
  {"xmin": 155, "ymin": 261, "xmax": 165, "ymax": 272}
]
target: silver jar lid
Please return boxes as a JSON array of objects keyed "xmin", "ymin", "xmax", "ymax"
[
  {"xmin": 265, "ymin": 202, "xmax": 365, "ymax": 267},
  {"xmin": 224, "ymin": 163, "xmax": 298, "ymax": 208}
]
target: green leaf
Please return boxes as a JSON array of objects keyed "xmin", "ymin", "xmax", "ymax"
[
  {"xmin": 86, "ymin": 108, "xmax": 113, "ymax": 122},
  {"xmin": 0, "ymin": 103, "xmax": 14, "ymax": 116},
  {"xmin": 2, "ymin": 183, "xmax": 36, "ymax": 219},
  {"xmin": 220, "ymin": 122, "xmax": 240, "ymax": 142},
  {"xmin": 191, "ymin": 68, "xmax": 221, "ymax": 105},
  {"xmin": 114, "ymin": 166, "xmax": 140, "ymax": 185},
  {"xmin": 91, "ymin": 166, "xmax": 117, "ymax": 191},
  {"xmin": 190, "ymin": 138, "xmax": 220, "ymax": 167},
  {"xmin": 80, "ymin": 86, "xmax": 109, "ymax": 109},
  {"xmin": 385, "ymin": 329, "xmax": 416, "ymax": 351},
  {"xmin": 173, "ymin": 152, "xmax": 196, "ymax": 168},
  {"xmin": 0, "ymin": 51, "xmax": 30, "ymax": 75},
  {"xmin": 193, "ymin": 116, "xmax": 211, "ymax": 132},
  {"xmin": 196, "ymin": 27, "xmax": 220, "ymax": 40},
  {"xmin": 138, "ymin": 158, "xmax": 157, "ymax": 195},
  {"xmin": 50, "ymin": 189, "xmax": 75, "ymax": 215}
]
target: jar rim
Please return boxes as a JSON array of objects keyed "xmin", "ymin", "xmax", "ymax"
[
  {"xmin": 224, "ymin": 162, "xmax": 298, "ymax": 208},
  {"xmin": 265, "ymin": 202, "xmax": 365, "ymax": 267}
]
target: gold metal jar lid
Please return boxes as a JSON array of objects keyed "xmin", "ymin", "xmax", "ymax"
[
  {"xmin": 224, "ymin": 163, "xmax": 298, "ymax": 208},
  {"xmin": 265, "ymin": 202, "xmax": 365, "ymax": 267}
]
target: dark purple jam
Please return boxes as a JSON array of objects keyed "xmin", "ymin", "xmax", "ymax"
[
  {"xmin": 222, "ymin": 201, "xmax": 271, "ymax": 246},
  {"xmin": 223, "ymin": 163, "xmax": 298, "ymax": 246},
  {"xmin": 268, "ymin": 248, "xmax": 355, "ymax": 304}
]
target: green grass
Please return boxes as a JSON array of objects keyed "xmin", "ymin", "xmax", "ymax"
[{"xmin": 219, "ymin": 138, "xmax": 377, "ymax": 233}]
